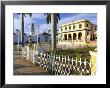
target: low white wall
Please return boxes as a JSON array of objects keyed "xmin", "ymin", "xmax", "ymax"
[{"xmin": 57, "ymin": 42, "xmax": 86, "ymax": 49}]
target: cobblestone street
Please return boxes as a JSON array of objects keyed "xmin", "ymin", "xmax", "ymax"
[{"xmin": 13, "ymin": 51, "xmax": 50, "ymax": 75}]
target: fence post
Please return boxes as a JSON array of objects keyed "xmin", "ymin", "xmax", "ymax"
[
  {"xmin": 89, "ymin": 51, "xmax": 96, "ymax": 75},
  {"xmin": 52, "ymin": 54, "xmax": 55, "ymax": 74},
  {"xmin": 26, "ymin": 46, "xmax": 29, "ymax": 60},
  {"xmin": 22, "ymin": 47, "xmax": 24, "ymax": 60},
  {"xmin": 32, "ymin": 51, "xmax": 35, "ymax": 63},
  {"xmin": 22, "ymin": 47, "xmax": 26, "ymax": 60},
  {"xmin": 29, "ymin": 50, "xmax": 32, "ymax": 61}
]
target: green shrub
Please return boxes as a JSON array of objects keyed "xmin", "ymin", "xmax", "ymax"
[{"xmin": 46, "ymin": 46, "xmax": 95, "ymax": 60}]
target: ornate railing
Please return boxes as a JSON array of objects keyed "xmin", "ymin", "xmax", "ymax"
[{"xmin": 22, "ymin": 47, "xmax": 92, "ymax": 75}]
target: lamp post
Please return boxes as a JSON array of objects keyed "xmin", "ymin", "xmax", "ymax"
[
  {"xmin": 34, "ymin": 24, "xmax": 41, "ymax": 51},
  {"xmin": 16, "ymin": 29, "xmax": 20, "ymax": 51}
]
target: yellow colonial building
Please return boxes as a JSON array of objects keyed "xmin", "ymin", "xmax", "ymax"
[{"xmin": 57, "ymin": 19, "xmax": 97, "ymax": 49}]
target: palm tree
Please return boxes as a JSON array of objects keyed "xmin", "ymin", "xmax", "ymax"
[
  {"xmin": 45, "ymin": 13, "xmax": 60, "ymax": 50},
  {"xmin": 17, "ymin": 13, "xmax": 32, "ymax": 47}
]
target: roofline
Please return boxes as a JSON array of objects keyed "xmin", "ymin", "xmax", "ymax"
[{"xmin": 58, "ymin": 19, "xmax": 97, "ymax": 28}]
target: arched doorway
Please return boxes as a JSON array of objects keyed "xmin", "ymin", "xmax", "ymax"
[
  {"xmin": 87, "ymin": 31, "xmax": 90, "ymax": 41},
  {"xmin": 64, "ymin": 34, "xmax": 67, "ymax": 40},
  {"xmin": 78, "ymin": 32, "xmax": 82, "ymax": 40},
  {"xmin": 68, "ymin": 34, "xmax": 72, "ymax": 40},
  {"xmin": 73, "ymin": 33, "xmax": 77, "ymax": 40}
]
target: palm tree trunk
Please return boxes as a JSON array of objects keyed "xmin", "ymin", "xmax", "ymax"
[
  {"xmin": 18, "ymin": 32, "xmax": 19, "ymax": 51},
  {"xmin": 21, "ymin": 13, "xmax": 24, "ymax": 47},
  {"xmin": 51, "ymin": 13, "xmax": 57, "ymax": 50}
]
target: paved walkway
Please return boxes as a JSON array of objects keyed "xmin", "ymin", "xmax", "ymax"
[{"xmin": 13, "ymin": 58, "xmax": 50, "ymax": 75}]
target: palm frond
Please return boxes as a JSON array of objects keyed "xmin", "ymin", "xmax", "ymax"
[
  {"xmin": 45, "ymin": 13, "xmax": 60, "ymax": 24},
  {"xmin": 22, "ymin": 13, "xmax": 32, "ymax": 17},
  {"xmin": 46, "ymin": 14, "xmax": 51, "ymax": 24},
  {"xmin": 16, "ymin": 29, "xmax": 18, "ymax": 33},
  {"xmin": 44, "ymin": 13, "xmax": 48, "ymax": 16},
  {"xmin": 57, "ymin": 14, "xmax": 60, "ymax": 20},
  {"xmin": 23, "ymin": 13, "xmax": 26, "ymax": 17},
  {"xmin": 27, "ymin": 13, "xmax": 32, "ymax": 17}
]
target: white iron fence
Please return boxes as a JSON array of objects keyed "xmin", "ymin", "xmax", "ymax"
[{"xmin": 22, "ymin": 46, "xmax": 93, "ymax": 75}]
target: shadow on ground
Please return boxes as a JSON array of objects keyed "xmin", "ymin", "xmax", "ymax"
[{"xmin": 13, "ymin": 59, "xmax": 51, "ymax": 75}]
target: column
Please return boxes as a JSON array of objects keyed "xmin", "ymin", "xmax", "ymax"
[
  {"xmin": 71, "ymin": 33, "xmax": 73, "ymax": 43},
  {"xmin": 76, "ymin": 32, "xmax": 78, "ymax": 42},
  {"xmin": 67, "ymin": 33, "xmax": 68, "ymax": 42},
  {"xmin": 84, "ymin": 30, "xmax": 87, "ymax": 43}
]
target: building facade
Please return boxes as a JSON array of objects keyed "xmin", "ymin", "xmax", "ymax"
[
  {"xmin": 38, "ymin": 32, "xmax": 51, "ymax": 44},
  {"xmin": 57, "ymin": 19, "xmax": 97, "ymax": 49},
  {"xmin": 14, "ymin": 32, "xmax": 51, "ymax": 44}
]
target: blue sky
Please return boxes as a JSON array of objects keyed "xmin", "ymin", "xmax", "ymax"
[{"xmin": 14, "ymin": 13, "xmax": 97, "ymax": 35}]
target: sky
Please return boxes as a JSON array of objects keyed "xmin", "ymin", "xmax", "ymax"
[{"xmin": 14, "ymin": 13, "xmax": 97, "ymax": 35}]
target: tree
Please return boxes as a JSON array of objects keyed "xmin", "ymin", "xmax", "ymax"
[
  {"xmin": 57, "ymin": 33, "xmax": 63, "ymax": 42},
  {"xmin": 17, "ymin": 13, "xmax": 32, "ymax": 47},
  {"xmin": 45, "ymin": 13, "xmax": 60, "ymax": 50}
]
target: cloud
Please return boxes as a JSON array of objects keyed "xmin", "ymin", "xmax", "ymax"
[
  {"xmin": 24, "ymin": 14, "xmax": 46, "ymax": 28},
  {"xmin": 14, "ymin": 14, "xmax": 43, "ymax": 35},
  {"xmin": 14, "ymin": 13, "xmax": 97, "ymax": 35},
  {"xmin": 14, "ymin": 17, "xmax": 21, "ymax": 32},
  {"xmin": 24, "ymin": 14, "xmax": 49, "ymax": 35},
  {"xmin": 24, "ymin": 15, "xmax": 32, "ymax": 25},
  {"xmin": 31, "ymin": 13, "xmax": 46, "ymax": 19},
  {"xmin": 58, "ymin": 13, "xmax": 97, "ymax": 26},
  {"xmin": 40, "ymin": 24, "xmax": 51, "ymax": 33},
  {"xmin": 13, "ymin": 13, "xmax": 21, "ymax": 19}
]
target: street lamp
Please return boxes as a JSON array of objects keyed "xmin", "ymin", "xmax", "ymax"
[
  {"xmin": 35, "ymin": 24, "xmax": 41, "ymax": 51},
  {"xmin": 16, "ymin": 29, "xmax": 20, "ymax": 51}
]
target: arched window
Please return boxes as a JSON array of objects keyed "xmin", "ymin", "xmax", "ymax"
[
  {"xmin": 86, "ymin": 23, "xmax": 88, "ymax": 27},
  {"xmin": 61, "ymin": 28, "xmax": 62, "ymax": 31},
  {"xmin": 68, "ymin": 34, "xmax": 72, "ymax": 40},
  {"xmin": 65, "ymin": 27, "xmax": 67, "ymax": 30},
  {"xmin": 73, "ymin": 33, "xmax": 77, "ymax": 40},
  {"xmin": 64, "ymin": 34, "xmax": 67, "ymax": 40},
  {"xmin": 78, "ymin": 32, "xmax": 82, "ymax": 40},
  {"xmin": 69, "ymin": 26, "xmax": 71, "ymax": 29},
  {"xmin": 73, "ymin": 25, "xmax": 75, "ymax": 29},
  {"xmin": 79, "ymin": 24, "xmax": 82, "ymax": 28}
]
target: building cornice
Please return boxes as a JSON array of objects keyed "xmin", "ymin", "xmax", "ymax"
[
  {"xmin": 58, "ymin": 19, "xmax": 96, "ymax": 28},
  {"xmin": 58, "ymin": 29, "xmax": 91, "ymax": 34}
]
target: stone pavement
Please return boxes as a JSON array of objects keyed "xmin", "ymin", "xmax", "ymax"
[{"xmin": 13, "ymin": 58, "xmax": 50, "ymax": 75}]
